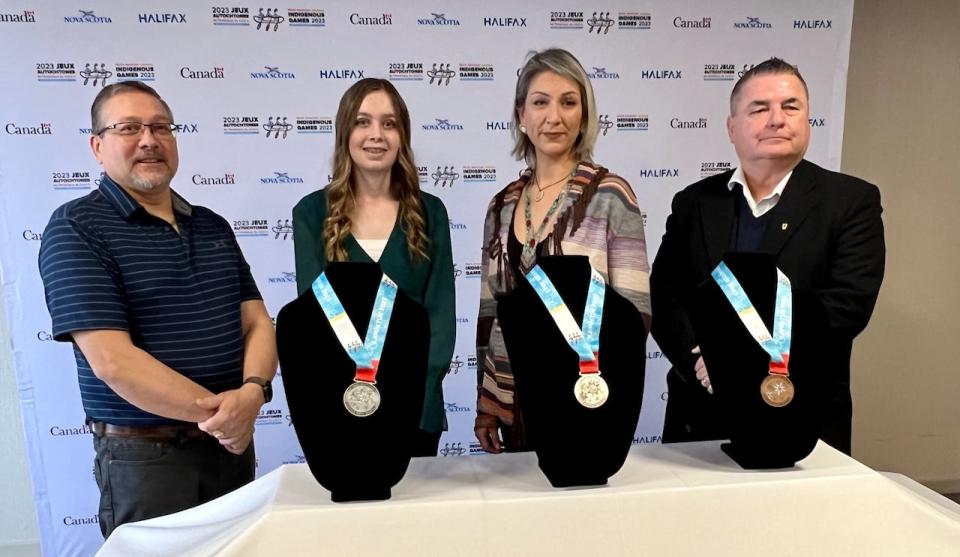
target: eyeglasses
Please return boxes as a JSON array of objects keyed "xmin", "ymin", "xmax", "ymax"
[{"xmin": 96, "ymin": 122, "xmax": 178, "ymax": 138}]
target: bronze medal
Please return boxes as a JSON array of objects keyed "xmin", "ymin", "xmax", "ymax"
[{"xmin": 760, "ymin": 374, "xmax": 794, "ymax": 407}]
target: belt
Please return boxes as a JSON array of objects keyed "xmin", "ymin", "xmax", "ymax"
[{"xmin": 89, "ymin": 421, "xmax": 207, "ymax": 441}]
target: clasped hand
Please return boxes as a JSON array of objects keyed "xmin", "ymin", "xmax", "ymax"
[{"xmin": 197, "ymin": 385, "xmax": 263, "ymax": 454}]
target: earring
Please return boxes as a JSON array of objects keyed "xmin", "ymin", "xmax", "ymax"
[{"xmin": 519, "ymin": 124, "xmax": 527, "ymax": 134}]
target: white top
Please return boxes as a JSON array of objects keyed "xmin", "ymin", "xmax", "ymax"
[
  {"xmin": 355, "ymin": 238, "xmax": 388, "ymax": 261},
  {"xmin": 727, "ymin": 166, "xmax": 793, "ymax": 218}
]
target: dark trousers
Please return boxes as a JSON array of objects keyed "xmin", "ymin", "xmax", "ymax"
[
  {"xmin": 93, "ymin": 433, "xmax": 255, "ymax": 538},
  {"xmin": 661, "ymin": 369, "xmax": 729, "ymax": 444}
]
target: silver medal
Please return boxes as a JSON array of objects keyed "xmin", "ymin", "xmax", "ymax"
[{"xmin": 343, "ymin": 381, "xmax": 381, "ymax": 417}]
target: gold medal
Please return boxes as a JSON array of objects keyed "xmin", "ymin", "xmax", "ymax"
[
  {"xmin": 343, "ymin": 381, "xmax": 381, "ymax": 417},
  {"xmin": 574, "ymin": 374, "xmax": 609, "ymax": 409},
  {"xmin": 760, "ymin": 374, "xmax": 794, "ymax": 407}
]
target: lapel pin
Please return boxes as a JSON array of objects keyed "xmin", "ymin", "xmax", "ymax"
[{"xmin": 781, "ymin": 223, "xmax": 789, "ymax": 231}]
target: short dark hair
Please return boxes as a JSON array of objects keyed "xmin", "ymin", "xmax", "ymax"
[
  {"xmin": 90, "ymin": 81, "xmax": 174, "ymax": 133},
  {"xmin": 729, "ymin": 57, "xmax": 809, "ymax": 114}
]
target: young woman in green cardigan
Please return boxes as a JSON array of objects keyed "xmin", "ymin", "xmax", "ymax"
[{"xmin": 292, "ymin": 78, "xmax": 456, "ymax": 456}]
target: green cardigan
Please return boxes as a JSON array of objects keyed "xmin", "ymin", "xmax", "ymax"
[{"xmin": 292, "ymin": 188, "xmax": 456, "ymax": 432}]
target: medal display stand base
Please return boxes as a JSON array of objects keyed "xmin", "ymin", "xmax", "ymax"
[
  {"xmin": 498, "ymin": 256, "xmax": 646, "ymax": 488},
  {"xmin": 721, "ymin": 442, "xmax": 797, "ymax": 470},
  {"xmin": 277, "ymin": 262, "xmax": 430, "ymax": 502},
  {"xmin": 330, "ymin": 486, "xmax": 391, "ymax": 503},
  {"xmin": 690, "ymin": 253, "xmax": 822, "ymax": 470}
]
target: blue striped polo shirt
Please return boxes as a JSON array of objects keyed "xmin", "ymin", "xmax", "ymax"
[{"xmin": 38, "ymin": 174, "xmax": 262, "ymax": 425}]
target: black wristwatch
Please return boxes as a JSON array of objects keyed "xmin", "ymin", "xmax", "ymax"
[{"xmin": 243, "ymin": 377, "xmax": 273, "ymax": 403}]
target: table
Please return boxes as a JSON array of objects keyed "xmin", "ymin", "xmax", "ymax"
[{"xmin": 97, "ymin": 441, "xmax": 960, "ymax": 556}]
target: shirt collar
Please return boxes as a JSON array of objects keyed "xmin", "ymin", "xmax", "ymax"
[
  {"xmin": 728, "ymin": 166, "xmax": 791, "ymax": 198},
  {"xmin": 98, "ymin": 173, "xmax": 193, "ymax": 220}
]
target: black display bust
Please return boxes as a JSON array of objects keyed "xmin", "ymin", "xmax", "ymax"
[
  {"xmin": 276, "ymin": 262, "xmax": 429, "ymax": 502},
  {"xmin": 498, "ymin": 256, "xmax": 646, "ymax": 487},
  {"xmin": 690, "ymin": 252, "xmax": 822, "ymax": 469}
]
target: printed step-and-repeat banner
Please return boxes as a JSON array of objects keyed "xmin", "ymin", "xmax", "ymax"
[{"xmin": 0, "ymin": 1, "xmax": 852, "ymax": 554}]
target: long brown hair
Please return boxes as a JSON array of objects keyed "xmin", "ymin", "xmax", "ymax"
[{"xmin": 323, "ymin": 78, "xmax": 429, "ymax": 261}]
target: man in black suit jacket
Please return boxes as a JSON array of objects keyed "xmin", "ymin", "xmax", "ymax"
[{"xmin": 651, "ymin": 58, "xmax": 885, "ymax": 454}]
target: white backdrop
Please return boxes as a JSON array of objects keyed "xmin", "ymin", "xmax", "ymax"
[{"xmin": 0, "ymin": 1, "xmax": 853, "ymax": 555}]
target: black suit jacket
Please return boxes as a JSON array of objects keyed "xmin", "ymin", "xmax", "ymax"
[{"xmin": 651, "ymin": 159, "xmax": 885, "ymax": 444}]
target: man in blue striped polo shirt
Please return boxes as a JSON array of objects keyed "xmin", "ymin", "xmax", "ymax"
[{"xmin": 38, "ymin": 81, "xmax": 278, "ymax": 538}]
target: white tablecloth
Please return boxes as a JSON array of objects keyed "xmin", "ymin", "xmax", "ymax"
[{"xmin": 98, "ymin": 441, "xmax": 960, "ymax": 556}]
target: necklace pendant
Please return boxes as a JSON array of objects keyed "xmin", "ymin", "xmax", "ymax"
[
  {"xmin": 520, "ymin": 246, "xmax": 536, "ymax": 270},
  {"xmin": 535, "ymin": 188, "xmax": 544, "ymax": 202}
]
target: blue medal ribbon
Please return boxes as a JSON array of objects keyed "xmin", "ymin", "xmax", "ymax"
[
  {"xmin": 311, "ymin": 272, "xmax": 398, "ymax": 376},
  {"xmin": 525, "ymin": 264, "xmax": 606, "ymax": 366},
  {"xmin": 710, "ymin": 262, "xmax": 792, "ymax": 366}
]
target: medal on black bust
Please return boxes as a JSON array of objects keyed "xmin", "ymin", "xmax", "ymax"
[
  {"xmin": 760, "ymin": 358, "xmax": 794, "ymax": 407},
  {"xmin": 526, "ymin": 264, "xmax": 609, "ymax": 409},
  {"xmin": 312, "ymin": 272, "xmax": 398, "ymax": 418},
  {"xmin": 711, "ymin": 262, "xmax": 794, "ymax": 407},
  {"xmin": 574, "ymin": 360, "xmax": 610, "ymax": 409},
  {"xmin": 343, "ymin": 380, "xmax": 381, "ymax": 417}
]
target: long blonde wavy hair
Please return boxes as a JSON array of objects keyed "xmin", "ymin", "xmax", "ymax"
[{"xmin": 323, "ymin": 78, "xmax": 429, "ymax": 262}]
